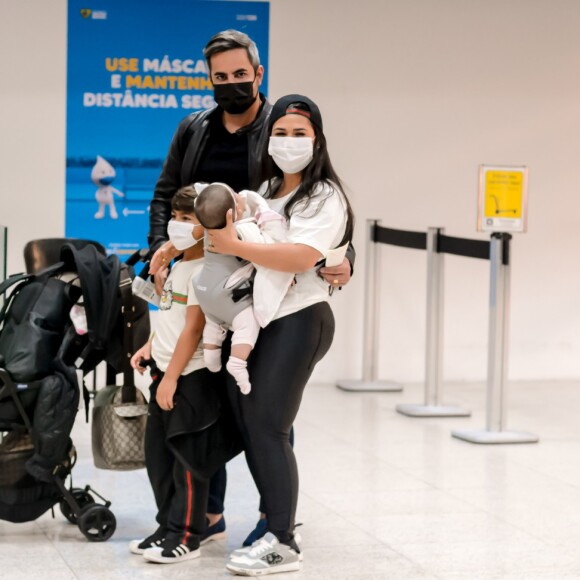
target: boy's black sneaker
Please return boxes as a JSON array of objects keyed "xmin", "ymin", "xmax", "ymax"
[
  {"xmin": 143, "ymin": 538, "xmax": 200, "ymax": 564},
  {"xmin": 129, "ymin": 526, "xmax": 167, "ymax": 555}
]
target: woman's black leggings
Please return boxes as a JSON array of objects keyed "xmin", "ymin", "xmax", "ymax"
[{"xmin": 225, "ymin": 302, "xmax": 335, "ymax": 544}]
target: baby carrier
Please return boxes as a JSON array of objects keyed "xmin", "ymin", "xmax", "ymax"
[{"xmin": 0, "ymin": 239, "xmax": 149, "ymax": 541}]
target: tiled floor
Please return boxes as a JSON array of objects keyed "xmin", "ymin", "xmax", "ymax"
[{"xmin": 2, "ymin": 380, "xmax": 580, "ymax": 579}]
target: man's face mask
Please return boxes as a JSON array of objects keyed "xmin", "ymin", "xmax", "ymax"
[{"xmin": 213, "ymin": 78, "xmax": 257, "ymax": 115}]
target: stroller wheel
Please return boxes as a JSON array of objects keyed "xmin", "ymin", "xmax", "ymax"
[
  {"xmin": 78, "ymin": 504, "xmax": 116, "ymax": 542},
  {"xmin": 60, "ymin": 487, "xmax": 95, "ymax": 524}
]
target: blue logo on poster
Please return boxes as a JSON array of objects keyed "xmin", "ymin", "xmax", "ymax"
[{"xmin": 66, "ymin": 0, "xmax": 269, "ymax": 257}]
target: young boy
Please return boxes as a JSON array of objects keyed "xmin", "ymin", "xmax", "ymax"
[
  {"xmin": 128, "ymin": 186, "xmax": 216, "ymax": 564},
  {"xmin": 193, "ymin": 182, "xmax": 293, "ymax": 395}
]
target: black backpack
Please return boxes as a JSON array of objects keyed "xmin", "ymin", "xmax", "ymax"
[
  {"xmin": 0, "ymin": 263, "xmax": 82, "ymax": 382},
  {"xmin": 0, "ymin": 245, "xmax": 150, "ymax": 383}
]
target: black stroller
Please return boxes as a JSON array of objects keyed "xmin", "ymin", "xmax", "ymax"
[{"xmin": 0, "ymin": 239, "xmax": 149, "ymax": 541}]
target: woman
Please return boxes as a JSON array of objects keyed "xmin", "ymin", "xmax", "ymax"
[{"xmin": 208, "ymin": 94, "xmax": 355, "ymax": 576}]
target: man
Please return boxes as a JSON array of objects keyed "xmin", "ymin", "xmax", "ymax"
[{"xmin": 148, "ymin": 28, "xmax": 353, "ymax": 550}]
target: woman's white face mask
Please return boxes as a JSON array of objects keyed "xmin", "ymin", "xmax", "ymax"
[
  {"xmin": 167, "ymin": 220, "xmax": 203, "ymax": 250},
  {"xmin": 268, "ymin": 136, "xmax": 314, "ymax": 174}
]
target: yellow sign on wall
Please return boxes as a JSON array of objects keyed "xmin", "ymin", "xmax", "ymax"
[{"xmin": 477, "ymin": 165, "xmax": 528, "ymax": 232}]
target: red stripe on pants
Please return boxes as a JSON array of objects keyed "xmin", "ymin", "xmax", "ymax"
[{"xmin": 182, "ymin": 470, "xmax": 193, "ymax": 545}]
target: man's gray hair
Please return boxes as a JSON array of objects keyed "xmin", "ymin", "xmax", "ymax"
[{"xmin": 203, "ymin": 29, "xmax": 261, "ymax": 72}]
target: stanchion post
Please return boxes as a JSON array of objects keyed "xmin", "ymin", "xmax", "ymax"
[
  {"xmin": 452, "ymin": 233, "xmax": 538, "ymax": 443},
  {"xmin": 362, "ymin": 218, "xmax": 380, "ymax": 381},
  {"xmin": 487, "ymin": 233, "xmax": 510, "ymax": 432},
  {"xmin": 425, "ymin": 226, "xmax": 444, "ymax": 405},
  {"xmin": 396, "ymin": 228, "xmax": 470, "ymax": 417},
  {"xmin": 337, "ymin": 219, "xmax": 402, "ymax": 392}
]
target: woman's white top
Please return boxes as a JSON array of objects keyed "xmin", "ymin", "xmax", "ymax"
[{"xmin": 258, "ymin": 179, "xmax": 348, "ymax": 320}]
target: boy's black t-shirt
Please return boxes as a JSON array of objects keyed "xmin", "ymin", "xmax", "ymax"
[{"xmin": 195, "ymin": 112, "xmax": 250, "ymax": 192}]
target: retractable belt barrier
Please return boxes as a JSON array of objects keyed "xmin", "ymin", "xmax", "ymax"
[
  {"xmin": 373, "ymin": 226, "xmax": 427, "ymax": 250},
  {"xmin": 337, "ymin": 219, "xmax": 539, "ymax": 445}
]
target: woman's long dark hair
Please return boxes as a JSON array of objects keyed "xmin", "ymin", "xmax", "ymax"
[{"xmin": 258, "ymin": 121, "xmax": 355, "ymax": 248}]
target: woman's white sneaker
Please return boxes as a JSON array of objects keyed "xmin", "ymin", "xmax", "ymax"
[
  {"xmin": 229, "ymin": 532, "xmax": 303, "ymax": 561},
  {"xmin": 226, "ymin": 533, "xmax": 301, "ymax": 576}
]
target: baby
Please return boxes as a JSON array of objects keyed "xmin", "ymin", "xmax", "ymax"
[{"xmin": 193, "ymin": 182, "xmax": 293, "ymax": 394}]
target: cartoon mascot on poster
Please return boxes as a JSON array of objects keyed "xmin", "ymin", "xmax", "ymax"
[{"xmin": 91, "ymin": 155, "xmax": 125, "ymax": 219}]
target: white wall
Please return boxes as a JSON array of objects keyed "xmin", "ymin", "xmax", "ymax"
[{"xmin": 1, "ymin": 0, "xmax": 580, "ymax": 382}]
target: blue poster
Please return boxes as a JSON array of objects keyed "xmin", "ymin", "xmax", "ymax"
[{"xmin": 66, "ymin": 0, "xmax": 269, "ymax": 257}]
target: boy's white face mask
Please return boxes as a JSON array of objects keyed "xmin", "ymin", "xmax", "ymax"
[
  {"xmin": 167, "ymin": 220, "xmax": 203, "ymax": 250},
  {"xmin": 268, "ymin": 136, "xmax": 314, "ymax": 174}
]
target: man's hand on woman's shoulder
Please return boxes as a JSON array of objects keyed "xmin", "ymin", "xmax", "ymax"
[{"xmin": 318, "ymin": 257, "xmax": 351, "ymax": 289}]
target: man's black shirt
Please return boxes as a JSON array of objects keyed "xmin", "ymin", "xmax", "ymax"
[{"xmin": 195, "ymin": 111, "xmax": 250, "ymax": 191}]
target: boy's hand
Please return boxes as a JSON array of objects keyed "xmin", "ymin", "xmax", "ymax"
[
  {"xmin": 131, "ymin": 343, "xmax": 151, "ymax": 375},
  {"xmin": 156, "ymin": 376, "xmax": 177, "ymax": 411}
]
